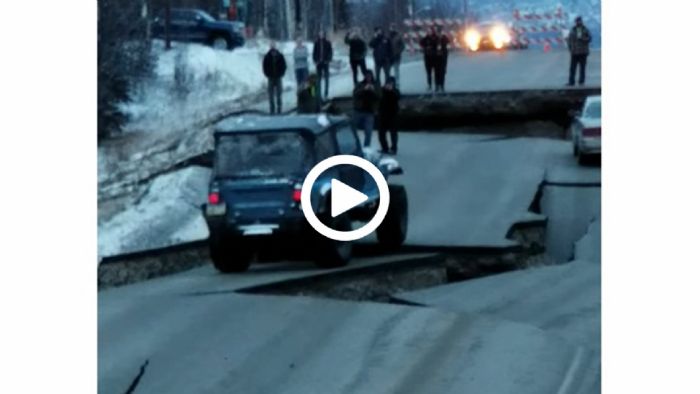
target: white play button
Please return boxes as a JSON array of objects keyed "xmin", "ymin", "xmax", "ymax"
[
  {"xmin": 301, "ymin": 155, "xmax": 390, "ymax": 242},
  {"xmin": 331, "ymin": 179, "xmax": 368, "ymax": 218}
]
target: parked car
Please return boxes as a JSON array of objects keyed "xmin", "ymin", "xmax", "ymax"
[
  {"xmin": 152, "ymin": 8, "xmax": 245, "ymax": 50},
  {"xmin": 203, "ymin": 114, "xmax": 408, "ymax": 273},
  {"xmin": 570, "ymin": 95, "xmax": 601, "ymax": 164}
]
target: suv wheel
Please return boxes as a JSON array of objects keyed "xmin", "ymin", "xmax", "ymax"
[
  {"xmin": 376, "ymin": 185, "xmax": 408, "ymax": 249},
  {"xmin": 211, "ymin": 36, "xmax": 232, "ymax": 50},
  {"xmin": 209, "ymin": 236, "xmax": 253, "ymax": 273},
  {"xmin": 314, "ymin": 214, "xmax": 352, "ymax": 268}
]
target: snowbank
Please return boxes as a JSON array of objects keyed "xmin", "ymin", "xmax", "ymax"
[
  {"xmin": 98, "ymin": 166, "xmax": 211, "ymax": 258},
  {"xmin": 121, "ymin": 41, "xmax": 270, "ymax": 134}
]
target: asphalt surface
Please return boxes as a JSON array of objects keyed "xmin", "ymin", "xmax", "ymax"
[
  {"xmin": 99, "ymin": 133, "xmax": 601, "ymax": 392},
  {"xmin": 398, "ymin": 49, "xmax": 601, "ymax": 94},
  {"xmin": 395, "ymin": 211, "xmax": 602, "ymax": 392},
  {"xmin": 100, "ymin": 292, "xmax": 599, "ymax": 394}
]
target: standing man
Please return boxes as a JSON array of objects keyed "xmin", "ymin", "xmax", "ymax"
[
  {"xmin": 313, "ymin": 31, "xmax": 333, "ymax": 99},
  {"xmin": 345, "ymin": 28, "xmax": 368, "ymax": 86},
  {"xmin": 434, "ymin": 26, "xmax": 451, "ymax": 93},
  {"xmin": 353, "ymin": 71, "xmax": 379, "ymax": 147},
  {"xmin": 378, "ymin": 76, "xmax": 401, "ymax": 154},
  {"xmin": 369, "ymin": 27, "xmax": 392, "ymax": 86},
  {"xmin": 567, "ymin": 16, "xmax": 592, "ymax": 86},
  {"xmin": 262, "ymin": 41, "xmax": 287, "ymax": 114},
  {"xmin": 293, "ymin": 37, "xmax": 309, "ymax": 88},
  {"xmin": 419, "ymin": 27, "xmax": 438, "ymax": 91},
  {"xmin": 388, "ymin": 24, "xmax": 405, "ymax": 88}
]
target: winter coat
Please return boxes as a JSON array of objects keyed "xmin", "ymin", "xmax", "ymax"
[
  {"xmin": 435, "ymin": 33, "xmax": 450, "ymax": 59},
  {"xmin": 345, "ymin": 34, "xmax": 367, "ymax": 62},
  {"xmin": 420, "ymin": 34, "xmax": 438, "ymax": 59},
  {"xmin": 379, "ymin": 87, "xmax": 401, "ymax": 119},
  {"xmin": 369, "ymin": 33, "xmax": 392, "ymax": 65},
  {"xmin": 567, "ymin": 25, "xmax": 592, "ymax": 55},
  {"xmin": 312, "ymin": 38, "xmax": 333, "ymax": 65},
  {"xmin": 353, "ymin": 81, "xmax": 379, "ymax": 113},
  {"xmin": 263, "ymin": 49, "xmax": 287, "ymax": 79},
  {"xmin": 389, "ymin": 31, "xmax": 405, "ymax": 63},
  {"xmin": 293, "ymin": 45, "xmax": 309, "ymax": 70}
]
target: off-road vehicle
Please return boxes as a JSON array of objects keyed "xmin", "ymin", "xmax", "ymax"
[{"xmin": 203, "ymin": 114, "xmax": 408, "ymax": 273}]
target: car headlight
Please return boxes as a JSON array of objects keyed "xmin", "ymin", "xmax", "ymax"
[
  {"xmin": 464, "ymin": 29, "xmax": 481, "ymax": 51},
  {"xmin": 489, "ymin": 25, "xmax": 511, "ymax": 49}
]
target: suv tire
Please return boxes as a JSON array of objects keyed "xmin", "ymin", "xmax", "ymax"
[
  {"xmin": 376, "ymin": 184, "xmax": 408, "ymax": 249},
  {"xmin": 210, "ymin": 236, "xmax": 253, "ymax": 273},
  {"xmin": 314, "ymin": 213, "xmax": 352, "ymax": 268},
  {"xmin": 211, "ymin": 35, "xmax": 232, "ymax": 50}
]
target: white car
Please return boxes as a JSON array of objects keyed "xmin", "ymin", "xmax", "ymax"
[{"xmin": 570, "ymin": 95, "xmax": 601, "ymax": 164}]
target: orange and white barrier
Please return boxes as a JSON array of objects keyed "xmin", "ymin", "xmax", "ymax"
[{"xmin": 511, "ymin": 7, "xmax": 570, "ymax": 48}]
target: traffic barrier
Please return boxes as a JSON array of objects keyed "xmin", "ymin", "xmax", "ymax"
[
  {"xmin": 512, "ymin": 7, "xmax": 570, "ymax": 49},
  {"xmin": 402, "ymin": 7, "xmax": 571, "ymax": 53},
  {"xmin": 402, "ymin": 18, "xmax": 470, "ymax": 53}
]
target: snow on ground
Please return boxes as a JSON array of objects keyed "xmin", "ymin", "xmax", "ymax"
[
  {"xmin": 574, "ymin": 216, "xmax": 601, "ymax": 263},
  {"xmin": 98, "ymin": 166, "xmax": 211, "ymax": 258},
  {"xmin": 121, "ymin": 41, "xmax": 269, "ymax": 135},
  {"xmin": 121, "ymin": 39, "xmax": 351, "ymax": 136}
]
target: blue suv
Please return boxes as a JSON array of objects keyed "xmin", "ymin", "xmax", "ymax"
[
  {"xmin": 152, "ymin": 8, "xmax": 245, "ymax": 50},
  {"xmin": 203, "ymin": 114, "xmax": 408, "ymax": 273}
]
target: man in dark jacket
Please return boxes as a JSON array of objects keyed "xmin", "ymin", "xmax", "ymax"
[
  {"xmin": 369, "ymin": 27, "xmax": 392, "ymax": 86},
  {"xmin": 312, "ymin": 31, "xmax": 333, "ymax": 99},
  {"xmin": 388, "ymin": 24, "xmax": 405, "ymax": 89},
  {"xmin": 262, "ymin": 41, "xmax": 287, "ymax": 114},
  {"xmin": 567, "ymin": 16, "xmax": 592, "ymax": 86},
  {"xmin": 345, "ymin": 28, "xmax": 368, "ymax": 86},
  {"xmin": 434, "ymin": 26, "xmax": 451, "ymax": 93},
  {"xmin": 353, "ymin": 71, "xmax": 379, "ymax": 147},
  {"xmin": 378, "ymin": 77, "xmax": 401, "ymax": 154},
  {"xmin": 419, "ymin": 27, "xmax": 438, "ymax": 91}
]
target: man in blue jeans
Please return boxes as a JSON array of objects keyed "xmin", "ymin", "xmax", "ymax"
[{"xmin": 352, "ymin": 71, "xmax": 379, "ymax": 147}]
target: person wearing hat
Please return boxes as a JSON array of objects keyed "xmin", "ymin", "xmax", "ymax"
[
  {"xmin": 378, "ymin": 76, "xmax": 401, "ymax": 154},
  {"xmin": 567, "ymin": 16, "xmax": 592, "ymax": 86}
]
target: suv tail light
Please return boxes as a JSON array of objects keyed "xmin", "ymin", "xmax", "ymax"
[
  {"xmin": 582, "ymin": 127, "xmax": 601, "ymax": 137},
  {"xmin": 208, "ymin": 191, "xmax": 220, "ymax": 205},
  {"xmin": 292, "ymin": 188, "xmax": 302, "ymax": 203}
]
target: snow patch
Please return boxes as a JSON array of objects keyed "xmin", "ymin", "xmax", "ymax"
[
  {"xmin": 98, "ymin": 166, "xmax": 211, "ymax": 259},
  {"xmin": 574, "ymin": 216, "xmax": 601, "ymax": 263}
]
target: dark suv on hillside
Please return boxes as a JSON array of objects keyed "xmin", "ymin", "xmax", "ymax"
[
  {"xmin": 152, "ymin": 8, "xmax": 245, "ymax": 50},
  {"xmin": 203, "ymin": 114, "xmax": 408, "ymax": 273}
]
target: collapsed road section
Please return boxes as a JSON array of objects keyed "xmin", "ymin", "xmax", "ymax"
[{"xmin": 329, "ymin": 87, "xmax": 601, "ymax": 131}]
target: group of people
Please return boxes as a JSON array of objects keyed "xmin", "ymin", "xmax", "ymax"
[
  {"xmin": 261, "ymin": 25, "xmax": 407, "ymax": 115},
  {"xmin": 260, "ymin": 16, "xmax": 593, "ymax": 154},
  {"xmin": 352, "ymin": 72, "xmax": 401, "ymax": 154},
  {"xmin": 261, "ymin": 26, "xmax": 405, "ymax": 153},
  {"xmin": 261, "ymin": 32, "xmax": 334, "ymax": 115},
  {"xmin": 419, "ymin": 26, "xmax": 451, "ymax": 93}
]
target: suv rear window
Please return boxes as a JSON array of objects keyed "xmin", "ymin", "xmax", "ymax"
[{"xmin": 214, "ymin": 132, "xmax": 312, "ymax": 178}]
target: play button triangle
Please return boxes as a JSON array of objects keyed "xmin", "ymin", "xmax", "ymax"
[{"xmin": 331, "ymin": 179, "xmax": 368, "ymax": 218}]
